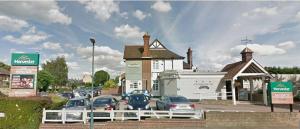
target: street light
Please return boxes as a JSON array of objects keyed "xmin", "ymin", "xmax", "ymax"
[{"xmin": 89, "ymin": 37, "xmax": 95, "ymax": 129}]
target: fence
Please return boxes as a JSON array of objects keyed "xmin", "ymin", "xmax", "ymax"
[
  {"xmin": 42, "ymin": 108, "xmax": 203, "ymax": 124},
  {"xmin": 194, "ymin": 92, "xmax": 232, "ymax": 100}
]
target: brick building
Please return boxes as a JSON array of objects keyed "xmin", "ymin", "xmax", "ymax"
[{"xmin": 123, "ymin": 33, "xmax": 192, "ymax": 96}]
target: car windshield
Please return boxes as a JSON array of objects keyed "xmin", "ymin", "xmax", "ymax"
[
  {"xmin": 94, "ymin": 98, "xmax": 110, "ymax": 106},
  {"xmin": 170, "ymin": 97, "xmax": 189, "ymax": 103},
  {"xmin": 129, "ymin": 95, "xmax": 148, "ymax": 104},
  {"xmin": 66, "ymin": 99, "xmax": 86, "ymax": 107}
]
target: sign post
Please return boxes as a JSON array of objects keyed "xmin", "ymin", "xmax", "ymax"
[
  {"xmin": 268, "ymin": 82, "xmax": 293, "ymax": 112},
  {"xmin": 9, "ymin": 53, "xmax": 39, "ymax": 97}
]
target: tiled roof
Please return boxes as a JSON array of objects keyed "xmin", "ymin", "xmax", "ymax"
[
  {"xmin": 0, "ymin": 68, "xmax": 9, "ymax": 75},
  {"xmin": 221, "ymin": 61, "xmax": 249, "ymax": 80},
  {"xmin": 123, "ymin": 45, "xmax": 184, "ymax": 59}
]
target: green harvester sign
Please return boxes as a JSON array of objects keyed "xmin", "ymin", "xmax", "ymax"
[
  {"xmin": 268, "ymin": 81, "xmax": 293, "ymax": 104},
  {"xmin": 11, "ymin": 53, "xmax": 39, "ymax": 66}
]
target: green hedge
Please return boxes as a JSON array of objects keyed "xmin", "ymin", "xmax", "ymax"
[{"xmin": 0, "ymin": 96, "xmax": 66, "ymax": 129}]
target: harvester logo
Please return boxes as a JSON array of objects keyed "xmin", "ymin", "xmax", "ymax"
[{"xmin": 14, "ymin": 55, "xmax": 35, "ymax": 65}]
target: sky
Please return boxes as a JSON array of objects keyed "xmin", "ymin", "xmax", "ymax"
[{"xmin": 0, "ymin": 0, "xmax": 300, "ymax": 79}]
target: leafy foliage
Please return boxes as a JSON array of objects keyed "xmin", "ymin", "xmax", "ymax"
[
  {"xmin": 94, "ymin": 70, "xmax": 110, "ymax": 86},
  {"xmin": 103, "ymin": 79, "xmax": 117, "ymax": 89},
  {"xmin": 265, "ymin": 66, "xmax": 300, "ymax": 74},
  {"xmin": 0, "ymin": 97, "xmax": 51, "ymax": 129},
  {"xmin": 37, "ymin": 70, "xmax": 54, "ymax": 92},
  {"xmin": 114, "ymin": 76, "xmax": 119, "ymax": 84},
  {"xmin": 42, "ymin": 57, "xmax": 68, "ymax": 89}
]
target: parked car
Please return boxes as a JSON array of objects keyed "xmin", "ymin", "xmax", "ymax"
[
  {"xmin": 122, "ymin": 90, "xmax": 151, "ymax": 100},
  {"xmin": 59, "ymin": 92, "xmax": 75, "ymax": 99},
  {"xmin": 127, "ymin": 94, "xmax": 150, "ymax": 110},
  {"xmin": 64, "ymin": 97, "xmax": 90, "ymax": 120},
  {"xmin": 156, "ymin": 96, "xmax": 195, "ymax": 111},
  {"xmin": 93, "ymin": 96, "xmax": 119, "ymax": 110},
  {"xmin": 93, "ymin": 96, "xmax": 119, "ymax": 117},
  {"xmin": 73, "ymin": 89, "xmax": 87, "ymax": 98}
]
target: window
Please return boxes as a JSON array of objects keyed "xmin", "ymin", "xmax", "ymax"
[
  {"xmin": 153, "ymin": 60, "xmax": 159, "ymax": 69},
  {"xmin": 153, "ymin": 80, "xmax": 159, "ymax": 91},
  {"xmin": 130, "ymin": 82, "xmax": 138, "ymax": 89}
]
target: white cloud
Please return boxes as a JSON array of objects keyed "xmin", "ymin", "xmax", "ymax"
[
  {"xmin": 133, "ymin": 10, "xmax": 151, "ymax": 20},
  {"xmin": 79, "ymin": 0, "xmax": 120, "ymax": 22},
  {"xmin": 0, "ymin": 1, "xmax": 71, "ymax": 25},
  {"xmin": 67, "ymin": 62, "xmax": 80, "ymax": 70},
  {"xmin": 0, "ymin": 15, "xmax": 28, "ymax": 32},
  {"xmin": 114, "ymin": 24, "xmax": 144, "ymax": 39},
  {"xmin": 120, "ymin": 12, "xmax": 129, "ymax": 19},
  {"xmin": 76, "ymin": 45, "xmax": 124, "ymax": 73},
  {"xmin": 242, "ymin": 7, "xmax": 278, "ymax": 17},
  {"xmin": 3, "ymin": 26, "xmax": 48, "ymax": 45},
  {"xmin": 151, "ymin": 1, "xmax": 172, "ymax": 13},
  {"xmin": 42, "ymin": 42, "xmax": 63, "ymax": 51},
  {"xmin": 51, "ymin": 53, "xmax": 74, "ymax": 59},
  {"xmin": 231, "ymin": 43, "xmax": 290, "ymax": 56},
  {"xmin": 278, "ymin": 41, "xmax": 296, "ymax": 50}
]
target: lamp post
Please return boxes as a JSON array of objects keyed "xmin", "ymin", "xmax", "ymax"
[{"xmin": 89, "ymin": 37, "xmax": 95, "ymax": 129}]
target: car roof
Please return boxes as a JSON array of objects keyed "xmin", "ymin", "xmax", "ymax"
[{"xmin": 69, "ymin": 97, "xmax": 88, "ymax": 100}]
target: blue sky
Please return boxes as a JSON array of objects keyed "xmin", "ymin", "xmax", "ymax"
[{"xmin": 0, "ymin": 1, "xmax": 299, "ymax": 79}]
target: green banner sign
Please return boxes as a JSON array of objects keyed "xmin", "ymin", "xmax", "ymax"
[
  {"xmin": 11, "ymin": 53, "xmax": 39, "ymax": 66},
  {"xmin": 269, "ymin": 82, "xmax": 293, "ymax": 92}
]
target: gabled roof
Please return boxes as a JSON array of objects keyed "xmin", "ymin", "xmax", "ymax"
[
  {"xmin": 221, "ymin": 59, "xmax": 271, "ymax": 80},
  {"xmin": 150, "ymin": 39, "xmax": 167, "ymax": 50},
  {"xmin": 221, "ymin": 61, "xmax": 249, "ymax": 80},
  {"xmin": 123, "ymin": 45, "xmax": 184, "ymax": 60}
]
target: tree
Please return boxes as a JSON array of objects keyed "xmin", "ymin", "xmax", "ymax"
[
  {"xmin": 42, "ymin": 57, "xmax": 68, "ymax": 90},
  {"xmin": 114, "ymin": 76, "xmax": 119, "ymax": 84},
  {"xmin": 37, "ymin": 70, "xmax": 54, "ymax": 92},
  {"xmin": 94, "ymin": 70, "xmax": 110, "ymax": 86},
  {"xmin": 103, "ymin": 79, "xmax": 117, "ymax": 89}
]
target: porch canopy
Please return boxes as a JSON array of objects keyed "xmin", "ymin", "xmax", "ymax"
[{"xmin": 221, "ymin": 47, "xmax": 272, "ymax": 105}]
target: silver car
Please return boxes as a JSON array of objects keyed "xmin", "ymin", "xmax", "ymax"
[
  {"xmin": 156, "ymin": 96, "xmax": 195, "ymax": 111},
  {"xmin": 64, "ymin": 97, "xmax": 90, "ymax": 120}
]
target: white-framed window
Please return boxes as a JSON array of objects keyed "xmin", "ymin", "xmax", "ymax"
[
  {"xmin": 130, "ymin": 82, "xmax": 138, "ymax": 89},
  {"xmin": 153, "ymin": 80, "xmax": 159, "ymax": 91},
  {"xmin": 153, "ymin": 60, "xmax": 159, "ymax": 69}
]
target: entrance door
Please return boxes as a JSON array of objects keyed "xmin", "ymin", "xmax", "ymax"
[
  {"xmin": 152, "ymin": 80, "xmax": 160, "ymax": 96},
  {"xmin": 225, "ymin": 81, "xmax": 232, "ymax": 99}
]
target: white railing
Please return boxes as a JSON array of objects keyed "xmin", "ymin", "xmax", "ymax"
[
  {"xmin": 194, "ymin": 92, "xmax": 232, "ymax": 100},
  {"xmin": 42, "ymin": 108, "xmax": 203, "ymax": 124}
]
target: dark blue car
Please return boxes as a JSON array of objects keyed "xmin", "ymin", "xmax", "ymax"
[{"xmin": 127, "ymin": 94, "xmax": 150, "ymax": 110}]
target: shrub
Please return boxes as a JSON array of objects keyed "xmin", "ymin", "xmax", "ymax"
[
  {"xmin": 0, "ymin": 97, "xmax": 51, "ymax": 129},
  {"xmin": 0, "ymin": 96, "xmax": 66, "ymax": 129}
]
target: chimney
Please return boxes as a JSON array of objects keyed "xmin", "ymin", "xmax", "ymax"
[
  {"xmin": 142, "ymin": 33, "xmax": 150, "ymax": 57},
  {"xmin": 241, "ymin": 47, "xmax": 253, "ymax": 62},
  {"xmin": 187, "ymin": 47, "xmax": 193, "ymax": 69}
]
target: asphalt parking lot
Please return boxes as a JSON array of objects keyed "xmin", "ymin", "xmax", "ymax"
[{"xmin": 112, "ymin": 95, "xmax": 300, "ymax": 112}]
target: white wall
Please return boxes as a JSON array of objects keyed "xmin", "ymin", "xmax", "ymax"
[{"xmin": 177, "ymin": 75, "xmax": 225, "ymax": 99}]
